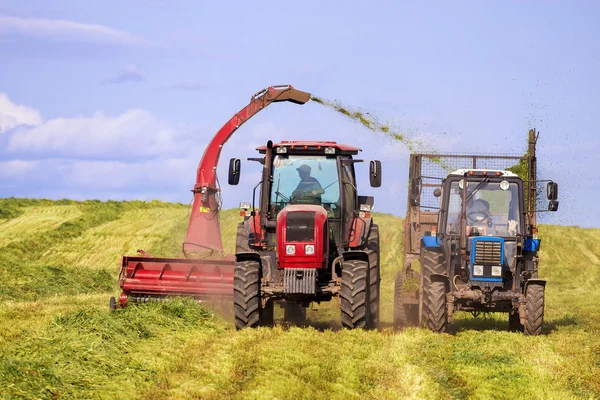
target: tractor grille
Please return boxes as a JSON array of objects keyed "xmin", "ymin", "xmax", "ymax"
[
  {"xmin": 283, "ymin": 268, "xmax": 317, "ymax": 294},
  {"xmin": 286, "ymin": 211, "xmax": 315, "ymax": 242},
  {"xmin": 474, "ymin": 241, "xmax": 502, "ymax": 265}
]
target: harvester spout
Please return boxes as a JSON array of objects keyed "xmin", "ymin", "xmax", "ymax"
[{"xmin": 184, "ymin": 85, "xmax": 310, "ymax": 255}]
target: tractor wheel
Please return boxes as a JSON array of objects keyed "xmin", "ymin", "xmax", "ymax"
[
  {"xmin": 235, "ymin": 221, "xmax": 252, "ymax": 253},
  {"xmin": 340, "ymin": 259, "xmax": 370, "ymax": 329},
  {"xmin": 234, "ymin": 260, "xmax": 264, "ymax": 329},
  {"xmin": 367, "ymin": 224, "xmax": 381, "ymax": 328},
  {"xmin": 423, "ymin": 280, "xmax": 447, "ymax": 333},
  {"xmin": 394, "ymin": 270, "xmax": 408, "ymax": 329},
  {"xmin": 109, "ymin": 296, "xmax": 117, "ymax": 311},
  {"xmin": 420, "ymin": 248, "xmax": 447, "ymax": 333},
  {"xmin": 508, "ymin": 311, "xmax": 523, "ymax": 332},
  {"xmin": 524, "ymin": 284, "xmax": 545, "ymax": 336},
  {"xmin": 283, "ymin": 302, "xmax": 307, "ymax": 327}
]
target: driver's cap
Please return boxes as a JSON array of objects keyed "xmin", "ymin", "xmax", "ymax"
[{"xmin": 296, "ymin": 164, "xmax": 311, "ymax": 173}]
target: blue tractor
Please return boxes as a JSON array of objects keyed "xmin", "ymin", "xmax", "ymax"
[{"xmin": 394, "ymin": 130, "xmax": 559, "ymax": 335}]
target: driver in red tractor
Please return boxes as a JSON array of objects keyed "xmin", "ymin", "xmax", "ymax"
[{"xmin": 293, "ymin": 164, "xmax": 325, "ymax": 202}]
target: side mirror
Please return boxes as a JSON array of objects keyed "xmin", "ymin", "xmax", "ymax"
[
  {"xmin": 410, "ymin": 177, "xmax": 422, "ymax": 206},
  {"xmin": 369, "ymin": 160, "xmax": 382, "ymax": 187},
  {"xmin": 433, "ymin": 188, "xmax": 442, "ymax": 198},
  {"xmin": 548, "ymin": 200, "xmax": 559, "ymax": 212},
  {"xmin": 228, "ymin": 158, "xmax": 241, "ymax": 185},
  {"xmin": 546, "ymin": 181, "xmax": 558, "ymax": 200}
]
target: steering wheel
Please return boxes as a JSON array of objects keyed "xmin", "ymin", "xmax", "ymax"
[
  {"xmin": 275, "ymin": 191, "xmax": 290, "ymax": 202},
  {"xmin": 467, "ymin": 211, "xmax": 490, "ymax": 224},
  {"xmin": 290, "ymin": 189, "xmax": 321, "ymax": 204}
]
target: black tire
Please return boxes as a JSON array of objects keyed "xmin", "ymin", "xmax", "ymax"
[
  {"xmin": 283, "ymin": 302, "xmax": 307, "ymax": 327},
  {"xmin": 524, "ymin": 284, "xmax": 545, "ymax": 336},
  {"xmin": 235, "ymin": 221, "xmax": 252, "ymax": 253},
  {"xmin": 423, "ymin": 280, "xmax": 448, "ymax": 333},
  {"xmin": 109, "ymin": 296, "xmax": 117, "ymax": 311},
  {"xmin": 394, "ymin": 270, "xmax": 408, "ymax": 329},
  {"xmin": 367, "ymin": 224, "xmax": 381, "ymax": 328},
  {"xmin": 420, "ymin": 248, "xmax": 447, "ymax": 333},
  {"xmin": 234, "ymin": 260, "xmax": 262, "ymax": 329},
  {"xmin": 509, "ymin": 311, "xmax": 524, "ymax": 332},
  {"xmin": 340, "ymin": 259, "xmax": 370, "ymax": 329}
]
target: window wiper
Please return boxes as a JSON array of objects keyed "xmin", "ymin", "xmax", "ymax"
[{"xmin": 465, "ymin": 177, "xmax": 490, "ymax": 203}]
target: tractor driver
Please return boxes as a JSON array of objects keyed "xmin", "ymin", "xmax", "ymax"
[
  {"xmin": 292, "ymin": 164, "xmax": 325, "ymax": 203},
  {"xmin": 467, "ymin": 198, "xmax": 493, "ymax": 227}
]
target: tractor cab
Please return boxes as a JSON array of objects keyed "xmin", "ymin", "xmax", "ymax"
[{"xmin": 442, "ymin": 170, "xmax": 524, "ymax": 239}]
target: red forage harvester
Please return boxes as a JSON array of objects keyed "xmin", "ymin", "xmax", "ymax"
[{"xmin": 111, "ymin": 85, "xmax": 311, "ymax": 308}]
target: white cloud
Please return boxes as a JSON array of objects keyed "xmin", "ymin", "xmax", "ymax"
[
  {"xmin": 7, "ymin": 109, "xmax": 199, "ymax": 159},
  {"xmin": 0, "ymin": 93, "xmax": 43, "ymax": 132},
  {"xmin": 105, "ymin": 63, "xmax": 145, "ymax": 84},
  {"xmin": 0, "ymin": 160, "xmax": 39, "ymax": 177},
  {"xmin": 0, "ymin": 15, "xmax": 148, "ymax": 46}
]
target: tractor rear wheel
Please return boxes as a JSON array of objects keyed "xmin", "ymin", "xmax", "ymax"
[
  {"xmin": 340, "ymin": 259, "xmax": 370, "ymax": 329},
  {"xmin": 394, "ymin": 270, "xmax": 408, "ymax": 329},
  {"xmin": 367, "ymin": 224, "xmax": 381, "ymax": 328},
  {"xmin": 420, "ymin": 248, "xmax": 447, "ymax": 333},
  {"xmin": 234, "ymin": 260, "xmax": 265, "ymax": 329},
  {"xmin": 524, "ymin": 284, "xmax": 545, "ymax": 336}
]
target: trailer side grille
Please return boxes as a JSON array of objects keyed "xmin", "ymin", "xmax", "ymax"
[{"xmin": 474, "ymin": 241, "xmax": 502, "ymax": 265}]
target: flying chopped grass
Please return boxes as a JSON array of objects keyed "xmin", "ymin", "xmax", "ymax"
[{"xmin": 311, "ymin": 96, "xmax": 424, "ymax": 152}]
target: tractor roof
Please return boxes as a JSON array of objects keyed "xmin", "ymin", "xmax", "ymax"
[
  {"xmin": 256, "ymin": 141, "xmax": 361, "ymax": 155},
  {"xmin": 449, "ymin": 169, "xmax": 519, "ymax": 177}
]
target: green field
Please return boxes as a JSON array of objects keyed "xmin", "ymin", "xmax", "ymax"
[{"xmin": 0, "ymin": 198, "xmax": 598, "ymax": 399}]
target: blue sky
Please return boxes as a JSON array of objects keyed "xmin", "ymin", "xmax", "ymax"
[{"xmin": 0, "ymin": 1, "xmax": 598, "ymax": 227}]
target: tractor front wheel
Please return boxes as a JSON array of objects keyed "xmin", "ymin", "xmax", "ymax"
[
  {"xmin": 420, "ymin": 248, "xmax": 447, "ymax": 333},
  {"xmin": 340, "ymin": 259, "xmax": 371, "ymax": 329},
  {"xmin": 234, "ymin": 260, "xmax": 265, "ymax": 329},
  {"xmin": 524, "ymin": 284, "xmax": 545, "ymax": 336},
  {"xmin": 423, "ymin": 280, "xmax": 448, "ymax": 333},
  {"xmin": 367, "ymin": 224, "xmax": 381, "ymax": 328}
]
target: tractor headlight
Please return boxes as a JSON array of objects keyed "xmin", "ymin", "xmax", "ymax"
[
  {"xmin": 473, "ymin": 265, "xmax": 484, "ymax": 276},
  {"xmin": 286, "ymin": 244, "xmax": 296, "ymax": 255},
  {"xmin": 359, "ymin": 204, "xmax": 372, "ymax": 212},
  {"xmin": 276, "ymin": 146, "xmax": 288, "ymax": 154},
  {"xmin": 324, "ymin": 147, "xmax": 336, "ymax": 154},
  {"xmin": 239, "ymin": 202, "xmax": 251, "ymax": 210},
  {"xmin": 491, "ymin": 266, "xmax": 502, "ymax": 277},
  {"xmin": 304, "ymin": 244, "xmax": 315, "ymax": 255}
]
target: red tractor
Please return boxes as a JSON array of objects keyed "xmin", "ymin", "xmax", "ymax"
[{"xmin": 228, "ymin": 140, "xmax": 382, "ymax": 329}]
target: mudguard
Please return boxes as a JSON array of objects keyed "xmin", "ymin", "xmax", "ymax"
[
  {"xmin": 430, "ymin": 273, "xmax": 450, "ymax": 291},
  {"xmin": 525, "ymin": 278, "xmax": 546, "ymax": 291},
  {"xmin": 422, "ymin": 235, "xmax": 441, "ymax": 249},
  {"xmin": 235, "ymin": 251, "xmax": 262, "ymax": 263}
]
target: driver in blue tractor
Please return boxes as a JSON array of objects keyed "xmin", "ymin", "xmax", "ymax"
[
  {"xmin": 467, "ymin": 198, "xmax": 493, "ymax": 235},
  {"xmin": 292, "ymin": 164, "xmax": 325, "ymax": 203}
]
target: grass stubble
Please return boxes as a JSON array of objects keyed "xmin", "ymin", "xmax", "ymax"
[{"xmin": 0, "ymin": 199, "xmax": 598, "ymax": 399}]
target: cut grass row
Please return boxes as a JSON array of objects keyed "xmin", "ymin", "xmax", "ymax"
[{"xmin": 0, "ymin": 199, "xmax": 598, "ymax": 399}]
